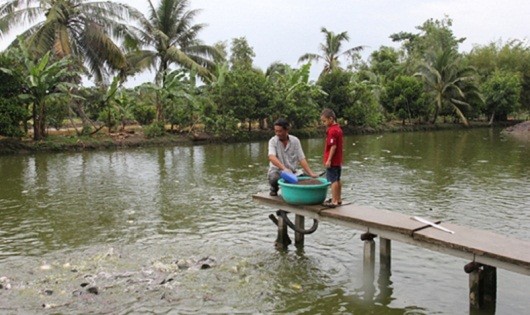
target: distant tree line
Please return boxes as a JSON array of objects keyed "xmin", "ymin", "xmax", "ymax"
[{"xmin": 0, "ymin": 0, "xmax": 528, "ymax": 140}]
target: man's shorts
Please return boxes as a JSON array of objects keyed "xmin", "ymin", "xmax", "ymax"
[{"xmin": 326, "ymin": 166, "xmax": 341, "ymax": 183}]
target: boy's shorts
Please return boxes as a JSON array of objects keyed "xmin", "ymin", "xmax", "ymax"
[{"xmin": 326, "ymin": 166, "xmax": 341, "ymax": 183}]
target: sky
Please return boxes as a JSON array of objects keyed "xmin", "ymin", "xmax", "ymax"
[{"xmin": 2, "ymin": 0, "xmax": 529, "ymax": 86}]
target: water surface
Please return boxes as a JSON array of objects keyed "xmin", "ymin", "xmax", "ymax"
[{"xmin": 0, "ymin": 128, "xmax": 529, "ymax": 314}]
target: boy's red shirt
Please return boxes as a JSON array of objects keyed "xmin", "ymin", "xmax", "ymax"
[{"xmin": 324, "ymin": 123, "xmax": 343, "ymax": 166}]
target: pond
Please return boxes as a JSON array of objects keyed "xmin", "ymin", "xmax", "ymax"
[{"xmin": 0, "ymin": 127, "xmax": 529, "ymax": 314}]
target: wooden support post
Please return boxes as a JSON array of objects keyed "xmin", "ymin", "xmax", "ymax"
[
  {"xmin": 466, "ymin": 262, "xmax": 497, "ymax": 311},
  {"xmin": 294, "ymin": 214, "xmax": 305, "ymax": 247},
  {"xmin": 275, "ymin": 211, "xmax": 291, "ymax": 249}
]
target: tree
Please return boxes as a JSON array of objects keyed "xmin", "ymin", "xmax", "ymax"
[
  {"xmin": 381, "ymin": 75, "xmax": 428, "ymax": 124},
  {"xmin": 0, "ymin": 97, "xmax": 26, "ymax": 137},
  {"xmin": 210, "ymin": 68, "xmax": 272, "ymax": 131},
  {"xmin": 482, "ymin": 71, "xmax": 522, "ymax": 123},
  {"xmin": 95, "ymin": 76, "xmax": 135, "ymax": 133},
  {"xmin": 0, "ymin": 50, "xmax": 26, "ymax": 137},
  {"xmin": 391, "ymin": 16, "xmax": 465, "ymax": 76},
  {"xmin": 368, "ymin": 46, "xmax": 403, "ymax": 83},
  {"xmin": 298, "ymin": 27, "xmax": 363, "ymax": 77},
  {"xmin": 343, "ymin": 71, "xmax": 384, "ymax": 127},
  {"xmin": 467, "ymin": 39, "xmax": 530, "ymax": 113},
  {"xmin": 0, "ymin": 0, "xmax": 142, "ymax": 83},
  {"xmin": 416, "ymin": 49, "xmax": 481, "ymax": 126},
  {"xmin": 126, "ymin": 0, "xmax": 221, "ymax": 87},
  {"xmin": 267, "ymin": 63, "xmax": 325, "ymax": 128},
  {"xmin": 1, "ymin": 43, "xmax": 77, "ymax": 140},
  {"xmin": 390, "ymin": 16, "xmax": 465, "ymax": 59},
  {"xmin": 317, "ymin": 70, "xmax": 354, "ymax": 118},
  {"xmin": 229, "ymin": 37, "xmax": 255, "ymax": 70},
  {"xmin": 137, "ymin": 69, "xmax": 194, "ymax": 132}
]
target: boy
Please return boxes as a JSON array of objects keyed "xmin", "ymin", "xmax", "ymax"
[{"xmin": 321, "ymin": 108, "xmax": 343, "ymax": 207}]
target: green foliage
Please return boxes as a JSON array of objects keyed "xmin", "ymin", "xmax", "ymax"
[
  {"xmin": 391, "ymin": 16, "xmax": 464, "ymax": 58},
  {"xmin": 77, "ymin": 86, "xmax": 104, "ymax": 121},
  {"xmin": 139, "ymin": 69, "xmax": 195, "ymax": 124},
  {"xmin": 0, "ymin": 49, "xmax": 27, "ymax": 137},
  {"xmin": 144, "ymin": 122, "xmax": 166, "ymax": 138},
  {"xmin": 317, "ymin": 70, "xmax": 354, "ymax": 118},
  {"xmin": 0, "ymin": 98, "xmax": 26, "ymax": 137},
  {"xmin": 368, "ymin": 46, "xmax": 403, "ymax": 82},
  {"xmin": 97, "ymin": 108, "xmax": 118, "ymax": 130},
  {"xmin": 229, "ymin": 37, "xmax": 256, "ymax": 70},
  {"xmin": 0, "ymin": 0, "xmax": 139, "ymax": 83},
  {"xmin": 0, "ymin": 53, "xmax": 24, "ymax": 99},
  {"xmin": 132, "ymin": 102, "xmax": 156, "ymax": 125},
  {"xmin": 3, "ymin": 41, "xmax": 79, "ymax": 140},
  {"xmin": 416, "ymin": 48, "xmax": 481, "ymax": 126},
  {"xmin": 481, "ymin": 71, "xmax": 522, "ymax": 121},
  {"xmin": 467, "ymin": 39, "xmax": 530, "ymax": 112},
  {"xmin": 126, "ymin": 0, "xmax": 221, "ymax": 84},
  {"xmin": 203, "ymin": 111, "xmax": 240, "ymax": 138},
  {"xmin": 299, "ymin": 27, "xmax": 364, "ymax": 77},
  {"xmin": 94, "ymin": 76, "xmax": 132, "ymax": 132},
  {"xmin": 381, "ymin": 75, "xmax": 428, "ymax": 123},
  {"xmin": 267, "ymin": 63, "xmax": 324, "ymax": 128},
  {"xmin": 80, "ymin": 125, "xmax": 93, "ymax": 136},
  {"xmin": 165, "ymin": 97, "xmax": 197, "ymax": 130},
  {"xmin": 344, "ymin": 81, "xmax": 383, "ymax": 127},
  {"xmin": 211, "ymin": 68, "xmax": 272, "ymax": 129},
  {"xmin": 46, "ymin": 95, "xmax": 70, "ymax": 130}
]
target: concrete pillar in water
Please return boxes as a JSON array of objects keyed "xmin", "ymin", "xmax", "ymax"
[
  {"xmin": 380, "ymin": 238, "xmax": 391, "ymax": 272},
  {"xmin": 377, "ymin": 238, "xmax": 393, "ymax": 306},
  {"xmin": 361, "ymin": 233, "xmax": 376, "ymax": 284},
  {"xmin": 361, "ymin": 232, "xmax": 377, "ymax": 301},
  {"xmin": 294, "ymin": 214, "xmax": 304, "ymax": 247},
  {"xmin": 482, "ymin": 265, "xmax": 497, "ymax": 307}
]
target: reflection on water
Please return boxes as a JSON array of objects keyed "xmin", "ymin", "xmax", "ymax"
[{"xmin": 0, "ymin": 128, "xmax": 529, "ymax": 314}]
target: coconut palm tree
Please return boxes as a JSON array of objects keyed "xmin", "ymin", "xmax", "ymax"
[
  {"xmin": 126, "ymin": 0, "xmax": 221, "ymax": 86},
  {"xmin": 0, "ymin": 0, "xmax": 143, "ymax": 83},
  {"xmin": 298, "ymin": 27, "xmax": 364, "ymax": 77},
  {"xmin": 416, "ymin": 49, "xmax": 481, "ymax": 126}
]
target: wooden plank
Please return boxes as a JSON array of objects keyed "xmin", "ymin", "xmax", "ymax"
[
  {"xmin": 322, "ymin": 205, "xmax": 423, "ymax": 236},
  {"xmin": 252, "ymin": 192, "xmax": 530, "ymax": 276},
  {"xmin": 413, "ymin": 221, "xmax": 530, "ymax": 275},
  {"xmin": 252, "ymin": 192, "xmax": 326, "ymax": 218},
  {"xmin": 253, "ymin": 192, "xmax": 433, "ymax": 236}
]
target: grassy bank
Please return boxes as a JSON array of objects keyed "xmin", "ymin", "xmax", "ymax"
[{"xmin": 0, "ymin": 121, "xmax": 519, "ymax": 155}]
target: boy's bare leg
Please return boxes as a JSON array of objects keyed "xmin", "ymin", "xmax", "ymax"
[
  {"xmin": 337, "ymin": 180, "xmax": 342, "ymax": 204},
  {"xmin": 331, "ymin": 181, "xmax": 340, "ymax": 204}
]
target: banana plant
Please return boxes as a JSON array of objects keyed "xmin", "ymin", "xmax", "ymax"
[{"xmin": 1, "ymin": 40, "xmax": 77, "ymax": 140}]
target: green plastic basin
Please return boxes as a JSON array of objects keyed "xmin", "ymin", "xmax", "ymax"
[{"xmin": 278, "ymin": 176, "xmax": 330, "ymax": 205}]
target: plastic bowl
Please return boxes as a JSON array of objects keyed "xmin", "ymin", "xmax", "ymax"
[{"xmin": 278, "ymin": 176, "xmax": 330, "ymax": 205}]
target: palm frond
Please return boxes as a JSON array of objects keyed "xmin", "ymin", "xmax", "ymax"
[
  {"xmin": 298, "ymin": 53, "xmax": 320, "ymax": 63},
  {"xmin": 126, "ymin": 49, "xmax": 158, "ymax": 74},
  {"xmin": 0, "ymin": 2, "xmax": 44, "ymax": 36}
]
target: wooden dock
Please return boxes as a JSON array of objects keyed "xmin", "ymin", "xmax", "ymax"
[{"xmin": 252, "ymin": 192, "xmax": 530, "ymax": 309}]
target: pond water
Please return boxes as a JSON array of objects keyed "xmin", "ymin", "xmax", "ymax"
[{"xmin": 0, "ymin": 127, "xmax": 529, "ymax": 314}]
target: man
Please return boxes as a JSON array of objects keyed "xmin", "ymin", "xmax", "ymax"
[
  {"xmin": 267, "ymin": 118, "xmax": 318, "ymax": 196},
  {"xmin": 321, "ymin": 108, "xmax": 343, "ymax": 207}
]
